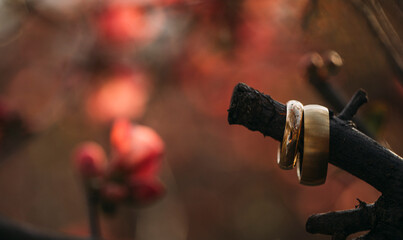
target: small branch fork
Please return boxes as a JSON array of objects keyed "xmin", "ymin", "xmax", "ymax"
[
  {"xmin": 228, "ymin": 83, "xmax": 403, "ymax": 239},
  {"xmin": 338, "ymin": 89, "xmax": 367, "ymax": 121},
  {"xmin": 305, "ymin": 52, "xmax": 374, "ymax": 139}
]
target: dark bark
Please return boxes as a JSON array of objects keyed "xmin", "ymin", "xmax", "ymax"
[
  {"xmin": 227, "ymin": 83, "xmax": 403, "ymax": 239},
  {"xmin": 306, "ymin": 201, "xmax": 374, "ymax": 236},
  {"xmin": 338, "ymin": 89, "xmax": 367, "ymax": 121},
  {"xmin": 0, "ymin": 216, "xmax": 88, "ymax": 240}
]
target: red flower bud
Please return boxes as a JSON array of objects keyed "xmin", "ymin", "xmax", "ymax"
[
  {"xmin": 131, "ymin": 152, "xmax": 161, "ymax": 179},
  {"xmin": 127, "ymin": 124, "xmax": 164, "ymax": 166},
  {"xmin": 129, "ymin": 177, "xmax": 165, "ymax": 204},
  {"xmin": 73, "ymin": 142, "xmax": 107, "ymax": 179},
  {"xmin": 110, "ymin": 119, "xmax": 164, "ymax": 176},
  {"xmin": 110, "ymin": 118, "xmax": 133, "ymax": 156}
]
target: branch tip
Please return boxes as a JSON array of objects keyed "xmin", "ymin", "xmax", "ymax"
[
  {"xmin": 227, "ymin": 82, "xmax": 285, "ymax": 140},
  {"xmin": 338, "ymin": 89, "xmax": 368, "ymax": 121},
  {"xmin": 306, "ymin": 204, "xmax": 374, "ymax": 235}
]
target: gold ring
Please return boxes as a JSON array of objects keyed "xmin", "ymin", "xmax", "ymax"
[
  {"xmin": 277, "ymin": 100, "xmax": 304, "ymax": 169},
  {"xmin": 297, "ymin": 104, "xmax": 329, "ymax": 186}
]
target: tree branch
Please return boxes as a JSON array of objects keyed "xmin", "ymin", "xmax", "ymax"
[
  {"xmin": 86, "ymin": 189, "xmax": 101, "ymax": 240},
  {"xmin": 228, "ymin": 83, "xmax": 403, "ymax": 201},
  {"xmin": 306, "ymin": 201, "xmax": 374, "ymax": 236},
  {"xmin": 227, "ymin": 83, "xmax": 403, "ymax": 238},
  {"xmin": 227, "ymin": 83, "xmax": 285, "ymax": 141},
  {"xmin": 349, "ymin": 0, "xmax": 403, "ymax": 81},
  {"xmin": 0, "ymin": 216, "xmax": 88, "ymax": 240},
  {"xmin": 305, "ymin": 53, "xmax": 374, "ymax": 138},
  {"xmin": 338, "ymin": 89, "xmax": 368, "ymax": 121},
  {"xmin": 306, "ymin": 53, "xmax": 347, "ymax": 113}
]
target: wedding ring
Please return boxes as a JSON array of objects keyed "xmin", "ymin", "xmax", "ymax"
[
  {"xmin": 277, "ymin": 100, "xmax": 304, "ymax": 169},
  {"xmin": 297, "ymin": 104, "xmax": 329, "ymax": 186}
]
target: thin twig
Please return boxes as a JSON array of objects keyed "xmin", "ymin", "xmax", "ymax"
[
  {"xmin": 306, "ymin": 53, "xmax": 374, "ymax": 138},
  {"xmin": 338, "ymin": 89, "xmax": 368, "ymax": 121},
  {"xmin": 86, "ymin": 189, "xmax": 101, "ymax": 240},
  {"xmin": 350, "ymin": 0, "xmax": 403, "ymax": 80}
]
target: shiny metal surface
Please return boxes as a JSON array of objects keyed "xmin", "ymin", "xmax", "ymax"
[
  {"xmin": 297, "ymin": 104, "xmax": 329, "ymax": 186},
  {"xmin": 277, "ymin": 100, "xmax": 304, "ymax": 169}
]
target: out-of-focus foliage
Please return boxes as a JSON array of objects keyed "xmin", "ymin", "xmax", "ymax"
[{"xmin": 0, "ymin": 0, "xmax": 402, "ymax": 240}]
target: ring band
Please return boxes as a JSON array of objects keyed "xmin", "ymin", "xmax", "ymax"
[
  {"xmin": 297, "ymin": 104, "xmax": 329, "ymax": 185},
  {"xmin": 277, "ymin": 100, "xmax": 304, "ymax": 170}
]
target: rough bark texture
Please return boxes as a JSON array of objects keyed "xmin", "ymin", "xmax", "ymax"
[{"xmin": 228, "ymin": 83, "xmax": 403, "ymax": 239}]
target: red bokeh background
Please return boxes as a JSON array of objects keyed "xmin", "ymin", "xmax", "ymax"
[{"xmin": 0, "ymin": 0, "xmax": 402, "ymax": 240}]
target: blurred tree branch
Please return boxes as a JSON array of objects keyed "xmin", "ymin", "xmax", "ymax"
[
  {"xmin": 0, "ymin": 109, "xmax": 32, "ymax": 161},
  {"xmin": 227, "ymin": 83, "xmax": 403, "ymax": 239},
  {"xmin": 349, "ymin": 0, "xmax": 403, "ymax": 82},
  {"xmin": 304, "ymin": 52, "xmax": 375, "ymax": 139},
  {"xmin": 302, "ymin": 0, "xmax": 403, "ymax": 81},
  {"xmin": 0, "ymin": 216, "xmax": 88, "ymax": 240}
]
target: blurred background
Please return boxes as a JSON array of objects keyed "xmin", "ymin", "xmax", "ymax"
[{"xmin": 0, "ymin": 0, "xmax": 402, "ymax": 239}]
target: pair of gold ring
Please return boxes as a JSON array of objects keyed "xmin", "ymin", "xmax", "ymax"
[{"xmin": 277, "ymin": 101, "xmax": 329, "ymax": 186}]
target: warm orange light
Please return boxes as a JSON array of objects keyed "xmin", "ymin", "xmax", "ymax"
[
  {"xmin": 95, "ymin": 2, "xmax": 165, "ymax": 47},
  {"xmin": 86, "ymin": 70, "xmax": 149, "ymax": 123}
]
